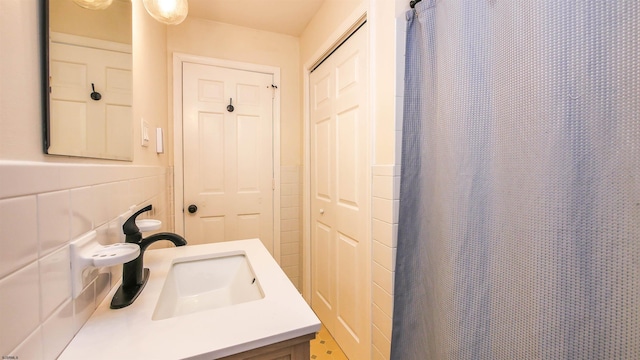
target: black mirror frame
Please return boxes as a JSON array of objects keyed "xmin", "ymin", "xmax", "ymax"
[{"xmin": 40, "ymin": 0, "xmax": 51, "ymax": 154}]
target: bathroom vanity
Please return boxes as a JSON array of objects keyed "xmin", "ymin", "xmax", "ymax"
[
  {"xmin": 216, "ymin": 333, "xmax": 315, "ymax": 360},
  {"xmin": 59, "ymin": 239, "xmax": 320, "ymax": 360}
]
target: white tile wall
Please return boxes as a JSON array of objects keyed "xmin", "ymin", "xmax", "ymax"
[
  {"xmin": 92, "ymin": 184, "xmax": 114, "ymax": 228},
  {"xmin": 42, "ymin": 301, "xmax": 75, "ymax": 360},
  {"xmin": 0, "ymin": 161, "xmax": 167, "ymax": 360},
  {"xmin": 373, "ymin": 324, "xmax": 392, "ymax": 360},
  {"xmin": 280, "ymin": 165, "xmax": 301, "ymax": 291},
  {"xmin": 13, "ymin": 327, "xmax": 44, "ymax": 360},
  {"xmin": 0, "ymin": 262, "xmax": 40, "ymax": 355},
  {"xmin": 39, "ymin": 247, "xmax": 71, "ymax": 320},
  {"xmin": 0, "ymin": 196, "xmax": 38, "ymax": 279},
  {"xmin": 372, "ymin": 261, "xmax": 395, "ymax": 295},
  {"xmin": 70, "ymin": 187, "xmax": 94, "ymax": 239},
  {"xmin": 370, "ymin": 11, "xmax": 406, "ymax": 358},
  {"xmin": 38, "ymin": 190, "xmax": 71, "ymax": 256},
  {"xmin": 371, "ymin": 165, "xmax": 400, "ymax": 360},
  {"xmin": 373, "ymin": 346, "xmax": 387, "ymax": 360},
  {"xmin": 373, "ymin": 301, "xmax": 393, "ymax": 340},
  {"xmin": 369, "ymin": 7, "xmax": 408, "ymax": 359}
]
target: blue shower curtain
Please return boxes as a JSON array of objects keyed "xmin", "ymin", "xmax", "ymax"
[{"xmin": 391, "ymin": 1, "xmax": 640, "ymax": 359}]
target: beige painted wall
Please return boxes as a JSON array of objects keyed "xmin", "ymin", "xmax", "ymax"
[
  {"xmin": 0, "ymin": 0, "xmax": 167, "ymax": 167},
  {"xmin": 49, "ymin": 0, "xmax": 131, "ymax": 44},
  {"xmin": 299, "ymin": 0, "xmax": 364, "ymax": 66},
  {"xmin": 131, "ymin": 0, "xmax": 169, "ymax": 167},
  {"xmin": 166, "ymin": 18, "xmax": 301, "ymax": 167},
  {"xmin": 372, "ymin": 0, "xmax": 399, "ymax": 165},
  {"xmin": 0, "ymin": 0, "xmax": 44, "ymax": 160},
  {"xmin": 298, "ymin": 0, "xmax": 397, "ymax": 166}
]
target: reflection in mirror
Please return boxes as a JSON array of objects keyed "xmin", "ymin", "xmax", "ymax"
[{"xmin": 45, "ymin": 0, "xmax": 133, "ymax": 160}]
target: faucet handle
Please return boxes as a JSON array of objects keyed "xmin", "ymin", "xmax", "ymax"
[{"xmin": 123, "ymin": 204, "xmax": 153, "ymax": 235}]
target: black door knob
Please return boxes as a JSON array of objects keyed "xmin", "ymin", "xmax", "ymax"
[{"xmin": 187, "ymin": 204, "xmax": 198, "ymax": 214}]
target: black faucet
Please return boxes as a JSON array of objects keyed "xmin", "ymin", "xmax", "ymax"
[{"xmin": 110, "ymin": 205, "xmax": 187, "ymax": 309}]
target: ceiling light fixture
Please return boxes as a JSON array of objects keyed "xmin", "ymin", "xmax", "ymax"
[
  {"xmin": 72, "ymin": 0, "xmax": 113, "ymax": 10},
  {"xmin": 143, "ymin": 0, "xmax": 189, "ymax": 25}
]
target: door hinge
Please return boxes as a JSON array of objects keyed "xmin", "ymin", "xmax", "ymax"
[{"xmin": 272, "ymin": 178, "xmax": 276, "ymax": 190}]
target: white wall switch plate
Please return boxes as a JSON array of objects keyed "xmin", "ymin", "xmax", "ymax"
[
  {"xmin": 156, "ymin": 127, "xmax": 164, "ymax": 154},
  {"xmin": 141, "ymin": 119, "xmax": 150, "ymax": 147}
]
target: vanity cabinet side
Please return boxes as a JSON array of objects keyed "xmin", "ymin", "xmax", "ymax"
[{"xmin": 217, "ymin": 333, "xmax": 316, "ymax": 360}]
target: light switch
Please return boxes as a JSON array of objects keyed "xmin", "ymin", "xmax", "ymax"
[
  {"xmin": 156, "ymin": 128, "xmax": 164, "ymax": 154},
  {"xmin": 141, "ymin": 119, "xmax": 150, "ymax": 147}
]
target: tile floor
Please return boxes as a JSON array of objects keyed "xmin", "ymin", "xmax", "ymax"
[{"xmin": 310, "ymin": 324, "xmax": 349, "ymax": 360}]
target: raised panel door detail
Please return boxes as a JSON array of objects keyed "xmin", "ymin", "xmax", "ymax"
[
  {"xmin": 198, "ymin": 80, "xmax": 224, "ymax": 102},
  {"xmin": 49, "ymin": 59, "xmax": 89, "ymax": 155},
  {"xmin": 51, "ymin": 61, "xmax": 87, "ymax": 92},
  {"xmin": 314, "ymin": 119, "xmax": 332, "ymax": 201},
  {"xmin": 309, "ymin": 23, "xmax": 370, "ymax": 360},
  {"xmin": 336, "ymin": 232, "xmax": 361, "ymax": 341},
  {"xmin": 199, "ymin": 112, "xmax": 225, "ymax": 194},
  {"xmin": 202, "ymin": 216, "xmax": 225, "ymax": 244},
  {"xmin": 237, "ymin": 214, "xmax": 260, "ymax": 240},
  {"xmin": 183, "ymin": 62, "xmax": 274, "ymax": 252},
  {"xmin": 336, "ymin": 108, "xmax": 359, "ymax": 209},
  {"xmin": 50, "ymin": 100, "xmax": 86, "ymax": 154},
  {"xmin": 314, "ymin": 74, "xmax": 331, "ymax": 110},
  {"xmin": 336, "ymin": 53, "xmax": 359, "ymax": 95},
  {"xmin": 105, "ymin": 104, "xmax": 132, "ymax": 158},
  {"xmin": 106, "ymin": 68, "xmax": 132, "ymax": 93},
  {"xmin": 237, "ymin": 83, "xmax": 261, "ymax": 106},
  {"xmin": 314, "ymin": 222, "xmax": 333, "ymax": 309},
  {"xmin": 49, "ymin": 41, "xmax": 132, "ymax": 159},
  {"xmin": 237, "ymin": 115, "xmax": 261, "ymax": 193}
]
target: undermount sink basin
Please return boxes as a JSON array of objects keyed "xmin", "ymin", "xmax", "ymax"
[{"xmin": 152, "ymin": 252, "xmax": 264, "ymax": 320}]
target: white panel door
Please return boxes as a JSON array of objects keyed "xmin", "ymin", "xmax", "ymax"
[
  {"xmin": 49, "ymin": 41, "xmax": 132, "ymax": 159},
  {"xmin": 183, "ymin": 63, "xmax": 275, "ymax": 254},
  {"xmin": 310, "ymin": 23, "xmax": 370, "ymax": 360}
]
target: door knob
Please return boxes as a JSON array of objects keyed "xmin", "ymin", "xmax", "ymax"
[
  {"xmin": 187, "ymin": 204, "xmax": 198, "ymax": 214},
  {"xmin": 319, "ymin": 209, "xmax": 325, "ymax": 215}
]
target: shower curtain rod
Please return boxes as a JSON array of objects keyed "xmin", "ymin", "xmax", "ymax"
[{"xmin": 410, "ymin": 0, "xmax": 422, "ymax": 8}]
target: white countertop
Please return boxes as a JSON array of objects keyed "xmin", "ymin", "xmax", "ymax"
[{"xmin": 59, "ymin": 239, "xmax": 320, "ymax": 360}]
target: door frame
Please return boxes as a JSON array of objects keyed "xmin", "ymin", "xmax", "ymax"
[
  {"xmin": 172, "ymin": 53, "xmax": 281, "ymax": 262},
  {"xmin": 302, "ymin": 6, "xmax": 369, "ymax": 302}
]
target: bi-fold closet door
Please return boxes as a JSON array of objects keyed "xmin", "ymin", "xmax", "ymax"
[{"xmin": 309, "ymin": 22, "xmax": 370, "ymax": 360}]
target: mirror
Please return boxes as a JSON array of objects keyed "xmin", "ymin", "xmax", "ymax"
[{"xmin": 44, "ymin": 0, "xmax": 133, "ymax": 160}]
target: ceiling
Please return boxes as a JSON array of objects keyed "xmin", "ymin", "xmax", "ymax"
[{"xmin": 186, "ymin": 0, "xmax": 326, "ymax": 37}]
